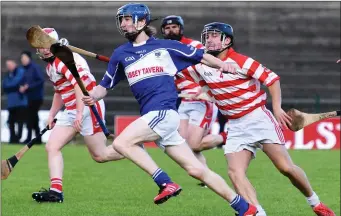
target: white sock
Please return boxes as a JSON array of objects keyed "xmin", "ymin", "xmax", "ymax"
[
  {"xmin": 256, "ymin": 205, "xmax": 267, "ymax": 216},
  {"xmin": 306, "ymin": 191, "xmax": 320, "ymax": 207}
]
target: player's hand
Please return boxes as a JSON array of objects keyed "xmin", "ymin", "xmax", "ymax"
[
  {"xmin": 82, "ymin": 95, "xmax": 96, "ymax": 106},
  {"xmin": 337, "ymin": 59, "xmax": 341, "ymax": 64},
  {"xmin": 273, "ymin": 108, "xmax": 292, "ymax": 130},
  {"xmin": 73, "ymin": 112, "xmax": 83, "ymax": 132},
  {"xmin": 58, "ymin": 38, "xmax": 69, "ymax": 46},
  {"xmin": 19, "ymin": 85, "xmax": 27, "ymax": 93},
  {"xmin": 47, "ymin": 115, "xmax": 56, "ymax": 130},
  {"xmin": 218, "ymin": 62, "xmax": 237, "ymax": 74}
]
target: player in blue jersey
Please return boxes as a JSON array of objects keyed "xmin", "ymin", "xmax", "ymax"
[{"xmin": 82, "ymin": 3, "xmax": 257, "ymax": 215}]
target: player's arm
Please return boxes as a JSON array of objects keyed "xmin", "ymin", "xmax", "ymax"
[
  {"xmin": 201, "ymin": 53, "xmax": 237, "ymax": 74},
  {"xmin": 83, "ymin": 51, "xmax": 125, "ymax": 106},
  {"xmin": 243, "ymin": 58, "xmax": 292, "ymax": 128},
  {"xmin": 47, "ymin": 91, "xmax": 64, "ymax": 129},
  {"xmin": 167, "ymin": 41, "xmax": 236, "ymax": 74},
  {"xmin": 49, "ymin": 92, "xmax": 64, "ymax": 118}
]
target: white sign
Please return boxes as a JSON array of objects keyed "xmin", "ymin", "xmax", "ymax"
[{"xmin": 1, "ymin": 110, "xmax": 63, "ymax": 143}]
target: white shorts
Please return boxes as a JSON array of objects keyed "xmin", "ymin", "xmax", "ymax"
[
  {"xmin": 178, "ymin": 100, "xmax": 218, "ymax": 130},
  {"xmin": 141, "ymin": 109, "xmax": 186, "ymax": 150},
  {"xmin": 223, "ymin": 105, "xmax": 285, "ymax": 157},
  {"xmin": 55, "ymin": 100, "xmax": 105, "ymax": 136}
]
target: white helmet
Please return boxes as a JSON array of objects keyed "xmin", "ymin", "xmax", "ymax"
[{"xmin": 36, "ymin": 27, "xmax": 59, "ymax": 59}]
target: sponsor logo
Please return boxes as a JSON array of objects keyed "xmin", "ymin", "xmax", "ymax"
[{"xmin": 127, "ymin": 66, "xmax": 165, "ymax": 78}]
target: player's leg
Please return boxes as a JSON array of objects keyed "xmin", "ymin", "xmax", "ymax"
[
  {"xmin": 200, "ymin": 132, "xmax": 227, "ymax": 151},
  {"xmin": 197, "ymin": 103, "xmax": 226, "ymax": 151},
  {"xmin": 263, "ymin": 144, "xmax": 335, "ymax": 215},
  {"xmin": 82, "ymin": 100, "xmax": 124, "ymax": 162},
  {"xmin": 84, "ymin": 132, "xmax": 124, "ymax": 162},
  {"xmin": 187, "ymin": 124, "xmax": 207, "ymax": 164},
  {"xmin": 113, "ymin": 117, "xmax": 160, "ymax": 173},
  {"xmin": 186, "ymin": 101, "xmax": 213, "ymax": 166},
  {"xmin": 260, "ymin": 106, "xmax": 335, "ymax": 215},
  {"xmin": 178, "ymin": 101, "xmax": 189, "ymax": 140},
  {"xmin": 112, "ymin": 111, "xmax": 180, "ymax": 204},
  {"xmin": 179, "ymin": 101, "xmax": 209, "ymax": 187},
  {"xmin": 32, "ymin": 124, "xmax": 76, "ymax": 203},
  {"xmin": 165, "ymin": 143, "xmax": 257, "ymax": 215},
  {"xmin": 226, "ymin": 150, "xmax": 266, "ymax": 215}
]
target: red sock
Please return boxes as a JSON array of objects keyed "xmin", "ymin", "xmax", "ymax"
[
  {"xmin": 50, "ymin": 178, "xmax": 63, "ymax": 193},
  {"xmin": 219, "ymin": 131, "xmax": 228, "ymax": 144}
]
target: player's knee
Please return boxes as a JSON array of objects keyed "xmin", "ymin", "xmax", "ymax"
[
  {"xmin": 113, "ymin": 139, "xmax": 125, "ymax": 154},
  {"xmin": 188, "ymin": 140, "xmax": 203, "ymax": 152},
  {"xmin": 186, "ymin": 165, "xmax": 206, "ymax": 180},
  {"xmin": 191, "ymin": 145, "xmax": 202, "ymax": 152},
  {"xmin": 45, "ymin": 142, "xmax": 60, "ymax": 153},
  {"xmin": 91, "ymin": 154, "xmax": 107, "ymax": 163},
  {"xmin": 199, "ymin": 140, "xmax": 209, "ymax": 150}
]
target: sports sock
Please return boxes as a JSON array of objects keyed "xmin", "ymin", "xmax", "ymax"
[
  {"xmin": 230, "ymin": 194, "xmax": 249, "ymax": 214},
  {"xmin": 152, "ymin": 168, "xmax": 172, "ymax": 188},
  {"xmin": 50, "ymin": 177, "xmax": 63, "ymax": 193},
  {"xmin": 307, "ymin": 191, "xmax": 320, "ymax": 207},
  {"xmin": 256, "ymin": 205, "xmax": 267, "ymax": 216}
]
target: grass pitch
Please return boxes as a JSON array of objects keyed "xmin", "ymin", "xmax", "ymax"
[{"xmin": 1, "ymin": 144, "xmax": 340, "ymax": 216}]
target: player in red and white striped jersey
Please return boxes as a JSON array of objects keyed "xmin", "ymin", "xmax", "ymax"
[
  {"xmin": 161, "ymin": 16, "xmax": 226, "ymax": 187},
  {"xmin": 179, "ymin": 22, "xmax": 335, "ymax": 216},
  {"xmin": 31, "ymin": 28, "xmax": 124, "ymax": 203}
]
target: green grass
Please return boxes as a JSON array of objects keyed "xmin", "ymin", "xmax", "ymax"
[{"xmin": 1, "ymin": 144, "xmax": 340, "ymax": 216}]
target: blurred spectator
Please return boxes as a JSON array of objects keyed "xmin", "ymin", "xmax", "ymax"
[
  {"xmin": 2, "ymin": 59, "xmax": 28, "ymax": 143},
  {"xmin": 20, "ymin": 51, "xmax": 45, "ymax": 144}
]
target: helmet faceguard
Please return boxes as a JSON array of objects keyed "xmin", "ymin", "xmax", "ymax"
[
  {"xmin": 161, "ymin": 15, "xmax": 184, "ymax": 41},
  {"xmin": 116, "ymin": 3, "xmax": 151, "ymax": 41},
  {"xmin": 36, "ymin": 28, "xmax": 59, "ymax": 60},
  {"xmin": 201, "ymin": 22, "xmax": 234, "ymax": 56}
]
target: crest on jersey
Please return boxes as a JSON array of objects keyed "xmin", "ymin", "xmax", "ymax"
[{"xmin": 155, "ymin": 52, "xmax": 161, "ymax": 58}]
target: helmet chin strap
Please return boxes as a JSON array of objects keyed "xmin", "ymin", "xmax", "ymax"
[
  {"xmin": 124, "ymin": 21, "xmax": 147, "ymax": 42},
  {"xmin": 206, "ymin": 36, "xmax": 231, "ymax": 57}
]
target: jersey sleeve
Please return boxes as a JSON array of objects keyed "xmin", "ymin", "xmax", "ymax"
[
  {"xmin": 99, "ymin": 50, "xmax": 126, "ymax": 90},
  {"xmin": 242, "ymin": 57, "xmax": 280, "ymax": 86},
  {"xmin": 166, "ymin": 40, "xmax": 204, "ymax": 72},
  {"xmin": 177, "ymin": 65, "xmax": 207, "ymax": 87}
]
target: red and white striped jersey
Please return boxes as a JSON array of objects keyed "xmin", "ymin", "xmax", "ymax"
[
  {"xmin": 179, "ymin": 48, "xmax": 280, "ymax": 119},
  {"xmin": 46, "ymin": 53, "xmax": 97, "ymax": 111},
  {"xmin": 174, "ymin": 36, "xmax": 204, "ymax": 95}
]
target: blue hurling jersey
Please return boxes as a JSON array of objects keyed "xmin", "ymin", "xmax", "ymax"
[{"xmin": 100, "ymin": 37, "xmax": 204, "ymax": 115}]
